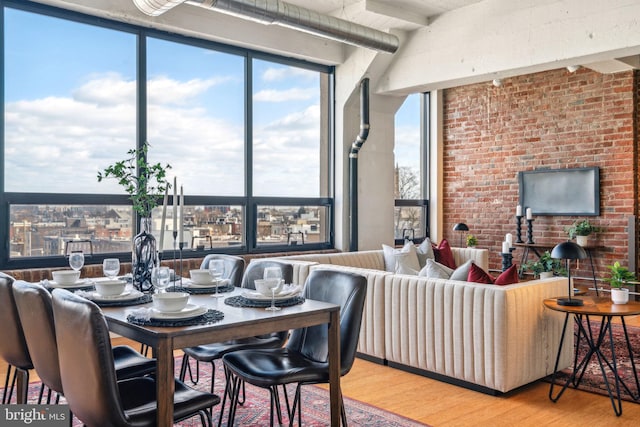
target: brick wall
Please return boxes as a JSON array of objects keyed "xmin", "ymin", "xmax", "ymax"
[{"xmin": 442, "ymin": 68, "xmax": 638, "ymax": 279}]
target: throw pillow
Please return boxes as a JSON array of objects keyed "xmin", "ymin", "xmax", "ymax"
[
  {"xmin": 432, "ymin": 239, "xmax": 456, "ymax": 269},
  {"xmin": 415, "ymin": 238, "xmax": 435, "ymax": 268},
  {"xmin": 494, "ymin": 264, "xmax": 520, "ymax": 286},
  {"xmin": 382, "ymin": 242, "xmax": 420, "ymax": 274},
  {"xmin": 467, "ymin": 263, "xmax": 494, "ymax": 284},
  {"xmin": 418, "ymin": 258, "xmax": 454, "ymax": 279},
  {"xmin": 450, "ymin": 259, "xmax": 474, "ymax": 281}
]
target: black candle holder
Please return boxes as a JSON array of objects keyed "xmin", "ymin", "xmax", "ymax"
[
  {"xmin": 178, "ymin": 241, "xmax": 184, "ymax": 288},
  {"xmin": 172, "ymin": 231, "xmax": 178, "ymax": 283},
  {"xmin": 526, "ymin": 219, "xmax": 535, "ymax": 244},
  {"xmin": 515, "ymin": 215, "xmax": 524, "ymax": 243},
  {"xmin": 501, "ymin": 252, "xmax": 513, "ymax": 271}
]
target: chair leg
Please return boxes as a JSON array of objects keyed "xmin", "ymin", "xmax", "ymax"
[{"xmin": 2, "ymin": 366, "xmax": 12, "ymax": 404}]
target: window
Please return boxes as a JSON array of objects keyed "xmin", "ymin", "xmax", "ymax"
[
  {"xmin": 0, "ymin": 2, "xmax": 333, "ymax": 269},
  {"xmin": 394, "ymin": 93, "xmax": 429, "ymax": 244}
]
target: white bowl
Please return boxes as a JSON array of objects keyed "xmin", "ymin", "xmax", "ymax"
[
  {"xmin": 190, "ymin": 269, "xmax": 213, "ymax": 285},
  {"xmin": 52, "ymin": 270, "xmax": 81, "ymax": 285},
  {"xmin": 94, "ymin": 279, "xmax": 126, "ymax": 297},
  {"xmin": 152, "ymin": 292, "xmax": 190, "ymax": 312},
  {"xmin": 254, "ymin": 278, "xmax": 283, "ymax": 297}
]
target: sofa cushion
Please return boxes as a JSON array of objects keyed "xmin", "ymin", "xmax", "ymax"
[
  {"xmin": 432, "ymin": 239, "xmax": 456, "ymax": 269},
  {"xmin": 418, "ymin": 259, "xmax": 454, "ymax": 279},
  {"xmin": 415, "ymin": 238, "xmax": 435, "ymax": 268},
  {"xmin": 450, "ymin": 259, "xmax": 474, "ymax": 281},
  {"xmin": 382, "ymin": 242, "xmax": 420, "ymax": 274},
  {"xmin": 467, "ymin": 263, "xmax": 495, "ymax": 284},
  {"xmin": 494, "ymin": 264, "xmax": 520, "ymax": 286}
]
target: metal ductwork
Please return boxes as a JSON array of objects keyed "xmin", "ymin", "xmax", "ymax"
[
  {"xmin": 349, "ymin": 78, "xmax": 370, "ymax": 252},
  {"xmin": 133, "ymin": 0, "xmax": 399, "ymax": 53}
]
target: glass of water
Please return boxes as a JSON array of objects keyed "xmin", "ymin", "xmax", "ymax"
[
  {"xmin": 68, "ymin": 251, "xmax": 85, "ymax": 272},
  {"xmin": 209, "ymin": 259, "xmax": 225, "ymax": 299},
  {"xmin": 152, "ymin": 266, "xmax": 171, "ymax": 293},
  {"xmin": 102, "ymin": 258, "xmax": 120, "ymax": 279}
]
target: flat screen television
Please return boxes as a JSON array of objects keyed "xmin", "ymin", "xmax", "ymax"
[{"xmin": 518, "ymin": 167, "xmax": 600, "ymax": 216}]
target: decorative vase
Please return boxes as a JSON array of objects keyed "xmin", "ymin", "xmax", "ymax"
[
  {"xmin": 576, "ymin": 235, "xmax": 589, "ymax": 246},
  {"xmin": 539, "ymin": 271, "xmax": 554, "ymax": 279},
  {"xmin": 611, "ymin": 288, "xmax": 629, "ymax": 304},
  {"xmin": 132, "ymin": 217, "xmax": 156, "ymax": 292}
]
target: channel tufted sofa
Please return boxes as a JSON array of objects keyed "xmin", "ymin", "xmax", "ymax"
[{"xmin": 270, "ymin": 248, "xmax": 573, "ymax": 394}]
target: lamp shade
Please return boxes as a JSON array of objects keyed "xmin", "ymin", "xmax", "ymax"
[
  {"xmin": 453, "ymin": 223, "xmax": 469, "ymax": 232},
  {"xmin": 551, "ymin": 240, "xmax": 587, "ymax": 260}
]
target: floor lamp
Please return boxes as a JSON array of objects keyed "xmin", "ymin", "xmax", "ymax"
[{"xmin": 551, "ymin": 240, "xmax": 587, "ymax": 306}]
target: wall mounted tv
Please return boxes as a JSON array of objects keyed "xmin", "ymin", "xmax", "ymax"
[{"xmin": 518, "ymin": 167, "xmax": 600, "ymax": 216}]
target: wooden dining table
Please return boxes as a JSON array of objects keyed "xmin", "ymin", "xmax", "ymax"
[{"xmin": 101, "ymin": 288, "xmax": 342, "ymax": 427}]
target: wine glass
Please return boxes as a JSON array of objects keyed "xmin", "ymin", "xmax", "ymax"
[
  {"xmin": 152, "ymin": 266, "xmax": 171, "ymax": 293},
  {"xmin": 102, "ymin": 258, "xmax": 120, "ymax": 279},
  {"xmin": 263, "ymin": 267, "xmax": 282, "ymax": 311},
  {"xmin": 209, "ymin": 259, "xmax": 225, "ymax": 299},
  {"xmin": 69, "ymin": 251, "xmax": 85, "ymax": 272}
]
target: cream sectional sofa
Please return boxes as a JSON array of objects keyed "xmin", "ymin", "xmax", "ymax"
[{"xmin": 271, "ymin": 248, "xmax": 573, "ymax": 394}]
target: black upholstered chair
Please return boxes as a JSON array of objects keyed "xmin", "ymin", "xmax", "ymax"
[
  {"xmin": 222, "ymin": 269, "xmax": 367, "ymax": 427},
  {"xmin": 200, "ymin": 254, "xmax": 245, "ymax": 287},
  {"xmin": 179, "ymin": 259, "xmax": 291, "ymax": 395},
  {"xmin": 12, "ymin": 281, "xmax": 157, "ymax": 403},
  {"xmin": 51, "ymin": 288, "xmax": 219, "ymax": 427},
  {"xmin": 0, "ymin": 272, "xmax": 40, "ymax": 404}
]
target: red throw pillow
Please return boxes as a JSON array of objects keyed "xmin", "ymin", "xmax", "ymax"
[
  {"xmin": 494, "ymin": 265, "xmax": 520, "ymax": 286},
  {"xmin": 432, "ymin": 239, "xmax": 456, "ymax": 269},
  {"xmin": 467, "ymin": 263, "xmax": 494, "ymax": 284}
]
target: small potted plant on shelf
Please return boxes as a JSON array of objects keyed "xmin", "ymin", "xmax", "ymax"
[
  {"xmin": 466, "ymin": 234, "xmax": 478, "ymax": 247},
  {"xmin": 603, "ymin": 261, "xmax": 636, "ymax": 304},
  {"xmin": 565, "ymin": 219, "xmax": 601, "ymax": 246},
  {"xmin": 523, "ymin": 250, "xmax": 562, "ymax": 279}
]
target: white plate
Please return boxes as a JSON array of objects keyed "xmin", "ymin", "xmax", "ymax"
[
  {"xmin": 149, "ymin": 304, "xmax": 207, "ymax": 320},
  {"xmin": 48, "ymin": 279, "xmax": 90, "ymax": 289},
  {"xmin": 183, "ymin": 278, "xmax": 224, "ymax": 288},
  {"xmin": 90, "ymin": 290, "xmax": 143, "ymax": 302},
  {"xmin": 242, "ymin": 288, "xmax": 300, "ymax": 301}
]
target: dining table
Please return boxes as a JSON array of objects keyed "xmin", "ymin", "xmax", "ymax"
[{"xmin": 100, "ymin": 287, "xmax": 342, "ymax": 427}]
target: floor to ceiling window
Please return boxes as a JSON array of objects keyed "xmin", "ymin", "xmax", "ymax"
[{"xmin": 0, "ymin": 1, "xmax": 333, "ymax": 269}]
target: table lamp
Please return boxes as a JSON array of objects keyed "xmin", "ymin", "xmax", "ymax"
[
  {"xmin": 551, "ymin": 240, "xmax": 587, "ymax": 306},
  {"xmin": 453, "ymin": 223, "xmax": 469, "ymax": 247}
]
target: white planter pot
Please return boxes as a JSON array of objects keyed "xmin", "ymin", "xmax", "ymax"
[
  {"xmin": 576, "ymin": 235, "xmax": 589, "ymax": 246},
  {"xmin": 539, "ymin": 271, "xmax": 554, "ymax": 279},
  {"xmin": 611, "ymin": 288, "xmax": 629, "ymax": 304}
]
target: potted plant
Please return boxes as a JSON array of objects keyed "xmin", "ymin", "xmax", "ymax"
[
  {"xmin": 603, "ymin": 261, "xmax": 636, "ymax": 304},
  {"xmin": 97, "ymin": 141, "xmax": 171, "ymax": 291},
  {"xmin": 565, "ymin": 219, "xmax": 601, "ymax": 246},
  {"xmin": 466, "ymin": 234, "xmax": 478, "ymax": 247},
  {"xmin": 523, "ymin": 250, "xmax": 562, "ymax": 279}
]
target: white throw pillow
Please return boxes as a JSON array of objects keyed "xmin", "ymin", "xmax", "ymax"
[
  {"xmin": 382, "ymin": 242, "xmax": 420, "ymax": 274},
  {"xmin": 450, "ymin": 259, "xmax": 474, "ymax": 281},
  {"xmin": 419, "ymin": 258, "xmax": 454, "ymax": 279},
  {"xmin": 415, "ymin": 238, "xmax": 435, "ymax": 268}
]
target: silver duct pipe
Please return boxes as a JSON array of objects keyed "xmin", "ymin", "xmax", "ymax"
[{"xmin": 133, "ymin": 0, "xmax": 399, "ymax": 53}]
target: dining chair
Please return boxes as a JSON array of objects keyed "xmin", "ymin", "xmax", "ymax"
[
  {"xmin": 179, "ymin": 259, "xmax": 292, "ymax": 397},
  {"xmin": 221, "ymin": 269, "xmax": 367, "ymax": 427},
  {"xmin": 0, "ymin": 272, "xmax": 40, "ymax": 405},
  {"xmin": 11, "ymin": 281, "xmax": 157, "ymax": 404},
  {"xmin": 51, "ymin": 288, "xmax": 219, "ymax": 427},
  {"xmin": 200, "ymin": 254, "xmax": 245, "ymax": 286}
]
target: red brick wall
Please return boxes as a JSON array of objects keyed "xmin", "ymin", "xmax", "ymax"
[{"xmin": 442, "ymin": 68, "xmax": 638, "ymax": 280}]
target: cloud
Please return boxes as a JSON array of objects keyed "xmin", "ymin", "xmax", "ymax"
[
  {"xmin": 261, "ymin": 67, "xmax": 316, "ymax": 82},
  {"xmin": 253, "ymin": 87, "xmax": 316, "ymax": 102}
]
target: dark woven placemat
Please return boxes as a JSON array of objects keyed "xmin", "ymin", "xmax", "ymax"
[
  {"xmin": 171, "ymin": 283, "xmax": 235, "ymax": 295},
  {"xmin": 224, "ymin": 295, "xmax": 305, "ymax": 308},
  {"xmin": 93, "ymin": 294, "xmax": 152, "ymax": 307},
  {"xmin": 126, "ymin": 309, "xmax": 224, "ymax": 327}
]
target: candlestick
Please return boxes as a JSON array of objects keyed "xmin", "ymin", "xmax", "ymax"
[
  {"xmin": 526, "ymin": 207, "xmax": 533, "ymax": 220},
  {"xmin": 178, "ymin": 241, "xmax": 184, "ymax": 287},
  {"xmin": 179, "ymin": 185, "xmax": 184, "ymax": 246},
  {"xmin": 516, "ymin": 205, "xmax": 522, "ymax": 217},
  {"xmin": 515, "ymin": 215, "xmax": 524, "ymax": 243},
  {"xmin": 501, "ymin": 252, "xmax": 513, "ymax": 272},
  {"xmin": 526, "ymin": 219, "xmax": 535, "ymax": 244},
  {"xmin": 172, "ymin": 177, "xmax": 177, "ymax": 233},
  {"xmin": 159, "ymin": 185, "xmax": 168, "ymax": 251}
]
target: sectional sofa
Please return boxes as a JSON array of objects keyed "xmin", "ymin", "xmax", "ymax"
[{"xmin": 271, "ymin": 248, "xmax": 573, "ymax": 394}]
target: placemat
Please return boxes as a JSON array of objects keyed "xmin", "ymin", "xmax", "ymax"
[
  {"xmin": 126, "ymin": 309, "xmax": 224, "ymax": 327},
  {"xmin": 224, "ymin": 295, "xmax": 305, "ymax": 308},
  {"xmin": 171, "ymin": 283, "xmax": 235, "ymax": 295},
  {"xmin": 93, "ymin": 294, "xmax": 152, "ymax": 307}
]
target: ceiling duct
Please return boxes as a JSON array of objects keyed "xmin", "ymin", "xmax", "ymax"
[{"xmin": 132, "ymin": 0, "xmax": 399, "ymax": 53}]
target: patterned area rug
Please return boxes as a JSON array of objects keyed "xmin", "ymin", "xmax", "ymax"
[
  {"xmin": 3, "ymin": 356, "xmax": 428, "ymax": 427},
  {"xmin": 544, "ymin": 319, "xmax": 640, "ymax": 403}
]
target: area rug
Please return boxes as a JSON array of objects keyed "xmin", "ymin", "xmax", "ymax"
[
  {"xmin": 543, "ymin": 319, "xmax": 640, "ymax": 403},
  {"xmin": 2, "ymin": 356, "xmax": 428, "ymax": 427}
]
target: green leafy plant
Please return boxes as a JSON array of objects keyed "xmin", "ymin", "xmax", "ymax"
[
  {"xmin": 97, "ymin": 141, "xmax": 171, "ymax": 218},
  {"xmin": 523, "ymin": 250, "xmax": 564, "ymax": 277},
  {"xmin": 466, "ymin": 234, "xmax": 478, "ymax": 247},
  {"xmin": 602, "ymin": 261, "xmax": 636, "ymax": 289},
  {"xmin": 565, "ymin": 219, "xmax": 602, "ymax": 239}
]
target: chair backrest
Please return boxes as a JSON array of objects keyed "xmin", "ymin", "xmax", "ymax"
[
  {"xmin": 286, "ymin": 269, "xmax": 367, "ymax": 375},
  {"xmin": 12, "ymin": 281, "xmax": 63, "ymax": 394},
  {"xmin": 241, "ymin": 260, "xmax": 293, "ymax": 290},
  {"xmin": 0, "ymin": 273, "xmax": 33, "ymax": 370},
  {"xmin": 200, "ymin": 254, "xmax": 245, "ymax": 287},
  {"xmin": 51, "ymin": 288, "xmax": 129, "ymax": 426}
]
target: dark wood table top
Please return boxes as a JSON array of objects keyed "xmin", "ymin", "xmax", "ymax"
[{"xmin": 543, "ymin": 296, "xmax": 640, "ymax": 316}]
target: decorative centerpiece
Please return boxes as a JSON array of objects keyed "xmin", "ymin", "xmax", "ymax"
[
  {"xmin": 603, "ymin": 261, "xmax": 635, "ymax": 304},
  {"xmin": 565, "ymin": 219, "xmax": 601, "ymax": 246},
  {"xmin": 98, "ymin": 141, "xmax": 171, "ymax": 292}
]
